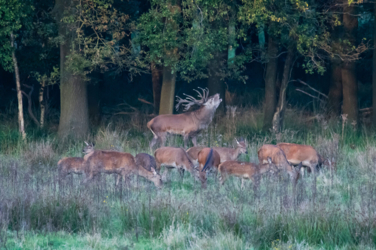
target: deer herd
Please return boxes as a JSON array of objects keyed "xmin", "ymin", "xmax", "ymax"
[{"xmin": 58, "ymin": 88, "xmax": 325, "ymax": 191}]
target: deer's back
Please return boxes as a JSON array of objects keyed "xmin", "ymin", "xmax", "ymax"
[
  {"xmin": 86, "ymin": 151, "xmax": 135, "ymax": 171},
  {"xmin": 277, "ymin": 143, "xmax": 319, "ymax": 164},
  {"xmin": 148, "ymin": 113, "xmax": 198, "ymax": 134},
  {"xmin": 219, "ymin": 161, "xmax": 258, "ymax": 177},
  {"xmin": 213, "ymin": 147, "xmax": 236, "ymax": 162},
  {"xmin": 258, "ymin": 144, "xmax": 289, "ymax": 166},
  {"xmin": 58, "ymin": 157, "xmax": 84, "ymax": 170},
  {"xmin": 135, "ymin": 153, "xmax": 157, "ymax": 171},
  {"xmin": 198, "ymin": 148, "xmax": 220, "ymax": 169},
  {"xmin": 187, "ymin": 146, "xmax": 204, "ymax": 161}
]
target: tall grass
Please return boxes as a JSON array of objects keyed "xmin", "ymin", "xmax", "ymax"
[{"xmin": 0, "ymin": 107, "xmax": 376, "ymax": 249}]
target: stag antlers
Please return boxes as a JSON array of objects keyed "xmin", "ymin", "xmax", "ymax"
[{"xmin": 175, "ymin": 87, "xmax": 209, "ymax": 111}]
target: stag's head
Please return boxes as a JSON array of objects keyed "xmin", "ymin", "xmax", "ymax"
[
  {"xmin": 83, "ymin": 141, "xmax": 95, "ymax": 154},
  {"xmin": 150, "ymin": 167, "xmax": 163, "ymax": 188},
  {"xmin": 236, "ymin": 138, "xmax": 248, "ymax": 155},
  {"xmin": 204, "ymin": 93, "xmax": 222, "ymax": 110},
  {"xmin": 175, "ymin": 88, "xmax": 222, "ymax": 112}
]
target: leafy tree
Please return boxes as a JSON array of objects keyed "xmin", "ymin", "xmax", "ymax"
[{"xmin": 0, "ymin": 0, "xmax": 34, "ymax": 139}]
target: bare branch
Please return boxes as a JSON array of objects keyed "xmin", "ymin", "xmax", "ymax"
[
  {"xmin": 292, "ymin": 79, "xmax": 328, "ymax": 99},
  {"xmin": 295, "ymin": 89, "xmax": 325, "ymax": 102},
  {"xmin": 21, "ymin": 84, "xmax": 40, "ymax": 127}
]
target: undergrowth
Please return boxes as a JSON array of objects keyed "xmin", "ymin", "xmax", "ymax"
[{"xmin": 0, "ymin": 107, "xmax": 376, "ymax": 249}]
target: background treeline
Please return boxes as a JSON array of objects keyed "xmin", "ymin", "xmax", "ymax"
[{"xmin": 0, "ymin": 0, "xmax": 374, "ymax": 138}]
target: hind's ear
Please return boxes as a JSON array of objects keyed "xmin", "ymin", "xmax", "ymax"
[{"xmin": 151, "ymin": 167, "xmax": 157, "ymax": 175}]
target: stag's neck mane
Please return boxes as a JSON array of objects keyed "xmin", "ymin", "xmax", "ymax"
[{"xmin": 189, "ymin": 105, "xmax": 217, "ymax": 125}]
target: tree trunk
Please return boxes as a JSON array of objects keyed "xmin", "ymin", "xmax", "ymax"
[
  {"xmin": 54, "ymin": 0, "xmax": 89, "ymax": 138},
  {"xmin": 263, "ymin": 37, "xmax": 278, "ymax": 131},
  {"xmin": 208, "ymin": 52, "xmax": 226, "ymax": 114},
  {"xmin": 39, "ymin": 79, "xmax": 45, "ymax": 128},
  {"xmin": 342, "ymin": 1, "xmax": 358, "ymax": 124},
  {"xmin": 272, "ymin": 46, "xmax": 295, "ymax": 133},
  {"xmin": 151, "ymin": 62, "xmax": 162, "ymax": 114},
  {"xmin": 159, "ymin": 65, "xmax": 176, "ymax": 115},
  {"xmin": 159, "ymin": 1, "xmax": 180, "ymax": 115},
  {"xmin": 373, "ymin": 1, "xmax": 376, "ymax": 124},
  {"xmin": 11, "ymin": 33, "xmax": 26, "ymax": 140},
  {"xmin": 328, "ymin": 59, "xmax": 342, "ymax": 116}
]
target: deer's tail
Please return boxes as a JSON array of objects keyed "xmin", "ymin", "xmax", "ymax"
[{"xmin": 201, "ymin": 148, "xmax": 213, "ymax": 172}]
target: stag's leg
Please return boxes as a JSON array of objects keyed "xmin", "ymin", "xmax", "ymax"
[
  {"xmin": 161, "ymin": 167, "xmax": 170, "ymax": 182},
  {"xmin": 191, "ymin": 136, "xmax": 197, "ymax": 147},
  {"xmin": 183, "ymin": 135, "xmax": 189, "ymax": 148},
  {"xmin": 199, "ymin": 171, "xmax": 207, "ymax": 189},
  {"xmin": 115, "ymin": 174, "xmax": 122, "ymax": 186},
  {"xmin": 178, "ymin": 168, "xmax": 185, "ymax": 181},
  {"xmin": 159, "ymin": 133, "xmax": 167, "ymax": 147},
  {"xmin": 241, "ymin": 178, "xmax": 245, "ymax": 190},
  {"xmin": 219, "ymin": 172, "xmax": 228, "ymax": 185},
  {"xmin": 149, "ymin": 135, "xmax": 159, "ymax": 151},
  {"xmin": 155, "ymin": 162, "xmax": 162, "ymax": 174}
]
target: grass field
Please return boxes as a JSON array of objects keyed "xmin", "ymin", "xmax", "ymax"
[{"xmin": 1, "ymin": 107, "xmax": 376, "ymax": 249}]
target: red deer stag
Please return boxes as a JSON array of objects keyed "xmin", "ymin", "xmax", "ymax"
[
  {"xmin": 257, "ymin": 144, "xmax": 300, "ymax": 186},
  {"xmin": 83, "ymin": 145, "xmax": 163, "ymax": 188},
  {"xmin": 147, "ymin": 88, "xmax": 222, "ymax": 149},
  {"xmin": 277, "ymin": 143, "xmax": 322, "ymax": 175},
  {"xmin": 154, "ymin": 147, "xmax": 199, "ymax": 182},
  {"xmin": 197, "ymin": 148, "xmax": 221, "ymax": 188},
  {"xmin": 218, "ymin": 160, "xmax": 272, "ymax": 189}
]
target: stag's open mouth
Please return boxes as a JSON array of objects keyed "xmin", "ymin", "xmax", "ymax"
[{"xmin": 213, "ymin": 93, "xmax": 222, "ymax": 103}]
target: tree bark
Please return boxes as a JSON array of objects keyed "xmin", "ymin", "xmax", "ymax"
[
  {"xmin": 159, "ymin": 1, "xmax": 180, "ymax": 115},
  {"xmin": 159, "ymin": 65, "xmax": 176, "ymax": 114},
  {"xmin": 151, "ymin": 62, "xmax": 162, "ymax": 114},
  {"xmin": 373, "ymin": 1, "xmax": 376, "ymax": 124},
  {"xmin": 263, "ymin": 37, "xmax": 278, "ymax": 131},
  {"xmin": 208, "ymin": 52, "xmax": 226, "ymax": 114},
  {"xmin": 272, "ymin": 46, "xmax": 295, "ymax": 133},
  {"xmin": 328, "ymin": 59, "xmax": 342, "ymax": 116},
  {"xmin": 342, "ymin": 1, "xmax": 358, "ymax": 124},
  {"xmin": 11, "ymin": 33, "xmax": 26, "ymax": 140},
  {"xmin": 54, "ymin": 0, "xmax": 89, "ymax": 138}
]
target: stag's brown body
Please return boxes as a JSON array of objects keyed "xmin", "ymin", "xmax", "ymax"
[
  {"xmin": 218, "ymin": 161, "xmax": 270, "ymax": 188},
  {"xmin": 147, "ymin": 90, "xmax": 222, "ymax": 149},
  {"xmin": 58, "ymin": 157, "xmax": 85, "ymax": 178},
  {"xmin": 84, "ymin": 150, "xmax": 163, "ymax": 188},
  {"xmin": 154, "ymin": 147, "xmax": 198, "ymax": 181},
  {"xmin": 197, "ymin": 148, "xmax": 221, "ymax": 188},
  {"xmin": 257, "ymin": 144, "xmax": 299, "ymax": 183},
  {"xmin": 277, "ymin": 143, "xmax": 321, "ymax": 173}
]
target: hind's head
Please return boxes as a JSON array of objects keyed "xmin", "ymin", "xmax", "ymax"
[{"xmin": 83, "ymin": 141, "xmax": 95, "ymax": 154}]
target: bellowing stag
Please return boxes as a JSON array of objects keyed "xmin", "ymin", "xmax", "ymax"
[{"xmin": 147, "ymin": 88, "xmax": 222, "ymax": 149}]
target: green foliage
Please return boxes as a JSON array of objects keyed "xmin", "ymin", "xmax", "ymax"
[
  {"xmin": 0, "ymin": 0, "xmax": 33, "ymax": 71},
  {"xmin": 138, "ymin": 0, "xmax": 250, "ymax": 82},
  {"xmin": 61, "ymin": 0, "xmax": 147, "ymax": 78}
]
